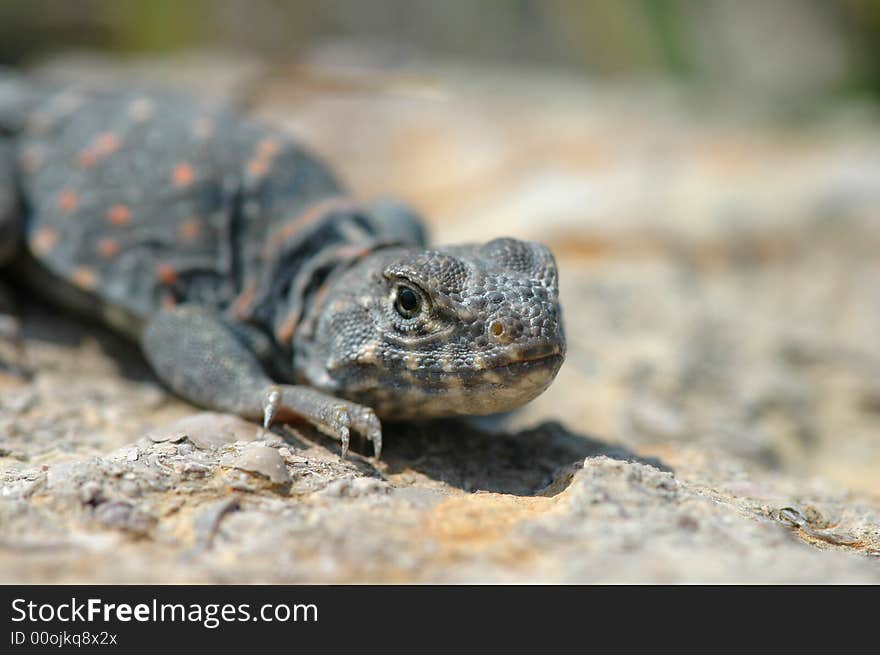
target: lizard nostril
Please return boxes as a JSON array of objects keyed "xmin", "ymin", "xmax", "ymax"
[{"xmin": 490, "ymin": 321, "xmax": 504, "ymax": 337}]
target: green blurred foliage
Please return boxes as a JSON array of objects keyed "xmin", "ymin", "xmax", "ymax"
[{"xmin": 0, "ymin": 0, "xmax": 878, "ymax": 103}]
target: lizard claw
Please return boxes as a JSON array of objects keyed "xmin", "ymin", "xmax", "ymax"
[
  {"xmin": 371, "ymin": 426, "xmax": 382, "ymax": 460},
  {"xmin": 339, "ymin": 425, "xmax": 350, "ymax": 460},
  {"xmin": 363, "ymin": 413, "xmax": 383, "ymax": 460},
  {"xmin": 329, "ymin": 405, "xmax": 352, "ymax": 460}
]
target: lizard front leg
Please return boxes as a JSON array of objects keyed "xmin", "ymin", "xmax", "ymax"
[{"xmin": 141, "ymin": 304, "xmax": 382, "ymax": 458}]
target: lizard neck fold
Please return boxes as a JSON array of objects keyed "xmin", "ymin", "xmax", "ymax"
[{"xmin": 228, "ymin": 197, "xmax": 407, "ymax": 361}]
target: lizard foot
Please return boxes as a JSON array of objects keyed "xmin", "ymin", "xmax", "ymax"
[{"xmin": 261, "ymin": 385, "xmax": 382, "ymax": 460}]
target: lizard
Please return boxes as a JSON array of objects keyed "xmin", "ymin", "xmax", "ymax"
[{"xmin": 0, "ymin": 71, "xmax": 565, "ymax": 459}]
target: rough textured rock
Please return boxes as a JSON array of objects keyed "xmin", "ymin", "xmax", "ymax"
[{"xmin": 1, "ymin": 49, "xmax": 879, "ymax": 583}]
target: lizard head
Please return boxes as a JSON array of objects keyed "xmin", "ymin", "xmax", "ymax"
[{"xmin": 295, "ymin": 237, "xmax": 565, "ymax": 419}]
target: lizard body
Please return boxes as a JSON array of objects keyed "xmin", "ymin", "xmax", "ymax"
[{"xmin": 0, "ymin": 72, "xmax": 565, "ymax": 457}]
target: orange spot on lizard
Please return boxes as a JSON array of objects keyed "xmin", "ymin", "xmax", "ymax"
[
  {"xmin": 155, "ymin": 263, "xmax": 178, "ymax": 286},
  {"xmin": 97, "ymin": 238, "xmax": 120, "ymax": 259},
  {"xmin": 172, "ymin": 162, "xmax": 196, "ymax": 188},
  {"xmin": 71, "ymin": 266, "xmax": 98, "ymax": 290},
  {"xmin": 107, "ymin": 205, "xmax": 132, "ymax": 226},
  {"xmin": 56, "ymin": 189, "xmax": 79, "ymax": 214},
  {"xmin": 178, "ymin": 219, "xmax": 201, "ymax": 241},
  {"xmin": 30, "ymin": 227, "xmax": 59, "ymax": 255}
]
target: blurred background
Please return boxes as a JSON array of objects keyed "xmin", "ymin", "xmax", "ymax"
[
  {"xmin": 3, "ymin": 0, "xmax": 880, "ymax": 108},
  {"xmin": 1, "ymin": 1, "xmax": 879, "ymax": 493}
]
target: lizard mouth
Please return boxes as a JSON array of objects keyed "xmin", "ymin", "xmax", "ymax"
[
  {"xmin": 483, "ymin": 354, "xmax": 562, "ymax": 387},
  {"xmin": 487, "ymin": 343, "xmax": 565, "ymax": 372}
]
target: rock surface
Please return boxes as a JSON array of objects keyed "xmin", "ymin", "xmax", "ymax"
[{"xmin": 1, "ymin": 49, "xmax": 879, "ymax": 582}]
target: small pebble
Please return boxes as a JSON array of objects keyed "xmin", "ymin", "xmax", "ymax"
[
  {"xmin": 232, "ymin": 446, "xmax": 290, "ymax": 485},
  {"xmin": 777, "ymin": 507, "xmax": 806, "ymax": 528}
]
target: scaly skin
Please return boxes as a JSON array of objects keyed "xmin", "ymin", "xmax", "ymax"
[{"xmin": 0, "ymin": 72, "xmax": 565, "ymax": 458}]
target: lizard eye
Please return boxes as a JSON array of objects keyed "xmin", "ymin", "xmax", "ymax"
[{"xmin": 394, "ymin": 285, "xmax": 421, "ymax": 319}]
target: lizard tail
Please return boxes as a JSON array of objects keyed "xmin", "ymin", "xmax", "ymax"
[{"xmin": 0, "ymin": 68, "xmax": 40, "ymax": 135}]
